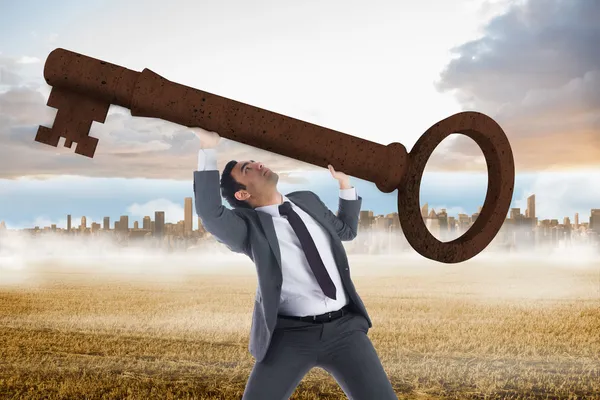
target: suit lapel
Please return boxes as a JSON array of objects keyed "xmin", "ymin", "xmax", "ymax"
[
  {"xmin": 257, "ymin": 211, "xmax": 282, "ymax": 270},
  {"xmin": 256, "ymin": 193, "xmax": 339, "ymax": 272}
]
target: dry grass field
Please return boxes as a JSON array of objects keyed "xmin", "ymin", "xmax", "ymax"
[{"xmin": 1, "ymin": 250, "xmax": 599, "ymax": 399}]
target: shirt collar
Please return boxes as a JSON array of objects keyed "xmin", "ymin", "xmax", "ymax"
[{"xmin": 255, "ymin": 194, "xmax": 292, "ymax": 217}]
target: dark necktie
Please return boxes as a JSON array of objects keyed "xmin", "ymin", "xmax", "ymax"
[{"xmin": 278, "ymin": 201, "xmax": 337, "ymax": 300}]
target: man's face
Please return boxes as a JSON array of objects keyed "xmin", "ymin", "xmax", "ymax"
[{"xmin": 231, "ymin": 160, "xmax": 279, "ymax": 203}]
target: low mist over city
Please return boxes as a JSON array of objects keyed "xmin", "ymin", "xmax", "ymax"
[{"xmin": 1, "ymin": 194, "xmax": 598, "ymax": 282}]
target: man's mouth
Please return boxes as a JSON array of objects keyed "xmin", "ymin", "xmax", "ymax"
[{"xmin": 263, "ymin": 169, "xmax": 270, "ymax": 176}]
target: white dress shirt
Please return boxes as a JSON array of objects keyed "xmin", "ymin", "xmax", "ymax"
[{"xmin": 197, "ymin": 148, "xmax": 357, "ymax": 317}]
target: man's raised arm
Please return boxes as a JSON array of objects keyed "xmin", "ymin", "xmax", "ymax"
[
  {"xmin": 192, "ymin": 128, "xmax": 249, "ymax": 254},
  {"xmin": 313, "ymin": 165, "xmax": 362, "ymax": 241}
]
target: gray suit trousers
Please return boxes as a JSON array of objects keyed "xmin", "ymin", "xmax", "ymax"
[{"xmin": 242, "ymin": 310, "xmax": 397, "ymax": 400}]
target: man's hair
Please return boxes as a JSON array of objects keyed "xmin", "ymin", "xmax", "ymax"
[{"xmin": 220, "ymin": 160, "xmax": 253, "ymax": 209}]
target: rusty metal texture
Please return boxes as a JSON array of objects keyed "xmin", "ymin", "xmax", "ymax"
[{"xmin": 35, "ymin": 48, "xmax": 515, "ymax": 263}]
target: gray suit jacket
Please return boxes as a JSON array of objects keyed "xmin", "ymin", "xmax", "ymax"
[{"xmin": 193, "ymin": 170, "xmax": 372, "ymax": 362}]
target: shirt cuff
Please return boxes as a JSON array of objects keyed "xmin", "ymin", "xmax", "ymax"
[
  {"xmin": 339, "ymin": 187, "xmax": 357, "ymax": 200},
  {"xmin": 198, "ymin": 148, "xmax": 218, "ymax": 171}
]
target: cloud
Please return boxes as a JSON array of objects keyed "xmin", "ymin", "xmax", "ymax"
[
  {"xmin": 0, "ymin": 54, "xmax": 26, "ymax": 86},
  {"xmin": 512, "ymin": 168, "xmax": 600, "ymax": 221},
  {"xmin": 16, "ymin": 56, "xmax": 41, "ymax": 64},
  {"xmin": 434, "ymin": 0, "xmax": 600, "ymax": 171},
  {"xmin": 0, "ymin": 57, "xmax": 316, "ymax": 182},
  {"xmin": 9, "ymin": 216, "xmax": 69, "ymax": 231},
  {"xmin": 426, "ymin": 205, "xmax": 470, "ymax": 217},
  {"xmin": 5, "ymin": 214, "xmax": 83, "ymax": 231}
]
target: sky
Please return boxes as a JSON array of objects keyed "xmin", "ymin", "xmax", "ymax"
[{"xmin": 0, "ymin": 0, "xmax": 599, "ymax": 230}]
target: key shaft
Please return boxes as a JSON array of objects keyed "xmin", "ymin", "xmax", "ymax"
[{"xmin": 39, "ymin": 48, "xmax": 406, "ymax": 193}]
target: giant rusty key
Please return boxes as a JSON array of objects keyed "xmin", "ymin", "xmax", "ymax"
[{"xmin": 35, "ymin": 48, "xmax": 514, "ymax": 263}]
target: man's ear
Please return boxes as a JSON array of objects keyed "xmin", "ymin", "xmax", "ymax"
[{"xmin": 235, "ymin": 190, "xmax": 249, "ymax": 201}]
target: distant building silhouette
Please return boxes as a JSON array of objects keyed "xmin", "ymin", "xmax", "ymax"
[
  {"xmin": 526, "ymin": 195, "xmax": 535, "ymax": 219},
  {"xmin": 184, "ymin": 197, "xmax": 193, "ymax": 236},
  {"xmin": 590, "ymin": 209, "xmax": 600, "ymax": 233},
  {"xmin": 119, "ymin": 215, "xmax": 129, "ymax": 233},
  {"xmin": 421, "ymin": 203, "xmax": 428, "ymax": 219},
  {"xmin": 143, "ymin": 216, "xmax": 151, "ymax": 231},
  {"xmin": 155, "ymin": 211, "xmax": 165, "ymax": 238}
]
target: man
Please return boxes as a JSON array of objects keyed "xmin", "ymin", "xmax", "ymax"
[{"xmin": 191, "ymin": 127, "xmax": 397, "ymax": 400}]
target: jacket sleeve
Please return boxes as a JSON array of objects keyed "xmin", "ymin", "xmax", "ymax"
[
  {"xmin": 194, "ymin": 149, "xmax": 249, "ymax": 254},
  {"xmin": 311, "ymin": 190, "xmax": 362, "ymax": 241}
]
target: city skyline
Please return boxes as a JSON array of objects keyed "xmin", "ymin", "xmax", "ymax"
[
  {"xmin": 2, "ymin": 192, "xmax": 598, "ymax": 257},
  {"xmin": 3, "ymin": 194, "xmax": 598, "ymax": 238},
  {"xmin": 2, "ymin": 170, "xmax": 600, "ymax": 231}
]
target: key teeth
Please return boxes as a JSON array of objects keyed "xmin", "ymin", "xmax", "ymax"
[
  {"xmin": 35, "ymin": 126, "xmax": 60, "ymax": 147},
  {"xmin": 35, "ymin": 86, "xmax": 108, "ymax": 158},
  {"xmin": 35, "ymin": 125, "xmax": 98, "ymax": 157},
  {"xmin": 74, "ymin": 136, "xmax": 98, "ymax": 158}
]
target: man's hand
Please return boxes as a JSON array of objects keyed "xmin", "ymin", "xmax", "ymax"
[
  {"xmin": 328, "ymin": 164, "xmax": 352, "ymax": 189},
  {"xmin": 191, "ymin": 127, "xmax": 221, "ymax": 149}
]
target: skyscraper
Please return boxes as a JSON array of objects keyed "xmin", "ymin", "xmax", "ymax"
[
  {"xmin": 590, "ymin": 209, "xmax": 600, "ymax": 232},
  {"xmin": 510, "ymin": 208, "xmax": 521, "ymax": 220},
  {"xmin": 119, "ymin": 215, "xmax": 129, "ymax": 233},
  {"xmin": 143, "ymin": 216, "xmax": 151, "ymax": 230},
  {"xmin": 103, "ymin": 216, "xmax": 110, "ymax": 230},
  {"xmin": 67, "ymin": 214, "xmax": 71, "ymax": 231},
  {"xmin": 184, "ymin": 197, "xmax": 193, "ymax": 236},
  {"xmin": 421, "ymin": 203, "xmax": 429, "ymax": 219},
  {"xmin": 155, "ymin": 211, "xmax": 165, "ymax": 238},
  {"xmin": 575, "ymin": 213, "xmax": 579, "ymax": 228},
  {"xmin": 359, "ymin": 210, "xmax": 374, "ymax": 231},
  {"xmin": 447, "ymin": 216, "xmax": 456, "ymax": 232},
  {"xmin": 426, "ymin": 212, "xmax": 440, "ymax": 238},
  {"xmin": 526, "ymin": 195, "xmax": 535, "ymax": 219},
  {"xmin": 81, "ymin": 216, "xmax": 87, "ymax": 230},
  {"xmin": 437, "ymin": 209, "xmax": 448, "ymax": 236},
  {"xmin": 457, "ymin": 214, "xmax": 470, "ymax": 232}
]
